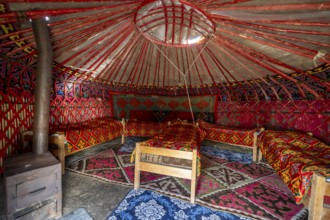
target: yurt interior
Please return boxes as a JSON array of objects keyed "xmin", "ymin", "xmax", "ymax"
[{"xmin": 0, "ymin": 0, "xmax": 329, "ymax": 220}]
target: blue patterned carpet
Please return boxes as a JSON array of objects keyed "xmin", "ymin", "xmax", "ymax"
[
  {"xmin": 119, "ymin": 138, "xmax": 253, "ymax": 165},
  {"xmin": 118, "ymin": 137, "xmax": 149, "ymax": 153},
  {"xmin": 69, "ymin": 139, "xmax": 306, "ymax": 219},
  {"xmin": 107, "ymin": 189, "xmax": 249, "ymax": 220},
  {"xmin": 200, "ymin": 144, "xmax": 252, "ymax": 164}
]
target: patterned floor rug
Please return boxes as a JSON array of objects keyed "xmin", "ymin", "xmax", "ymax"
[
  {"xmin": 66, "ymin": 140, "xmax": 307, "ymax": 220},
  {"xmin": 200, "ymin": 144, "xmax": 252, "ymax": 164},
  {"xmin": 118, "ymin": 137, "xmax": 149, "ymax": 153},
  {"xmin": 107, "ymin": 189, "xmax": 248, "ymax": 220}
]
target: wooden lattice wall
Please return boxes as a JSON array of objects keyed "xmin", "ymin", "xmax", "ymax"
[
  {"xmin": 0, "ymin": 90, "xmax": 113, "ymax": 174},
  {"xmin": 50, "ymin": 96, "xmax": 113, "ymax": 131},
  {"xmin": 0, "ymin": 91, "xmax": 34, "ymax": 173}
]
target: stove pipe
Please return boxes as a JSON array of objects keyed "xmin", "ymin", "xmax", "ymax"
[{"xmin": 32, "ymin": 18, "xmax": 53, "ymax": 154}]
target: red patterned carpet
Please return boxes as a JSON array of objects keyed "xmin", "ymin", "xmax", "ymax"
[{"xmin": 66, "ymin": 142, "xmax": 307, "ymax": 220}]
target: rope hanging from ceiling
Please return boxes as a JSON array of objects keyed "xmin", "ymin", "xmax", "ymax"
[{"xmin": 143, "ymin": 29, "xmax": 213, "ymax": 124}]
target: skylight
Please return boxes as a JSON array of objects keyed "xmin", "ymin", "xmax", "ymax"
[{"xmin": 135, "ymin": 0, "xmax": 215, "ymax": 47}]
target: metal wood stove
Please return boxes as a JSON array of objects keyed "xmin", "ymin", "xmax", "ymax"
[
  {"xmin": 3, "ymin": 152, "xmax": 62, "ymax": 220},
  {"xmin": 2, "ymin": 16, "xmax": 62, "ymax": 220}
]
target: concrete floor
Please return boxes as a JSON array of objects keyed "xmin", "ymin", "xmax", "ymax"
[
  {"xmin": 0, "ymin": 138, "xmax": 132, "ymax": 220},
  {"xmin": 0, "ymin": 138, "xmax": 254, "ymax": 220},
  {"xmin": 60, "ymin": 171, "xmax": 131, "ymax": 219}
]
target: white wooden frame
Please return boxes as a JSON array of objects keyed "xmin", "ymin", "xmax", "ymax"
[{"xmin": 134, "ymin": 142, "xmax": 198, "ymax": 203}]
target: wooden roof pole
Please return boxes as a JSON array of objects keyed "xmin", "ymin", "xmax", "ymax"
[{"xmin": 32, "ymin": 17, "xmax": 52, "ymax": 154}]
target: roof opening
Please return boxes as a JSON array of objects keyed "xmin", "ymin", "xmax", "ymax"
[{"xmin": 135, "ymin": 0, "xmax": 215, "ymax": 47}]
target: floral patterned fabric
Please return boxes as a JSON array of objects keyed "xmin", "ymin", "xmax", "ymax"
[
  {"xmin": 107, "ymin": 189, "xmax": 247, "ymax": 220},
  {"xmin": 57, "ymin": 117, "xmax": 123, "ymax": 155},
  {"xmin": 257, "ymin": 130, "xmax": 330, "ymax": 203},
  {"xmin": 131, "ymin": 123, "xmax": 206, "ymax": 176},
  {"xmin": 125, "ymin": 120, "xmax": 167, "ymax": 137},
  {"xmin": 198, "ymin": 119, "xmax": 257, "ymax": 147}
]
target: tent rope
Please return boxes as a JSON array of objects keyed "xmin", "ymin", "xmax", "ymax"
[{"xmin": 140, "ymin": 30, "xmax": 213, "ymax": 124}]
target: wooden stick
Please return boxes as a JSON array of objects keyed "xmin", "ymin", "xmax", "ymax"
[
  {"xmin": 134, "ymin": 143, "xmax": 141, "ymax": 190},
  {"xmin": 121, "ymin": 118, "xmax": 125, "ymax": 144},
  {"xmin": 191, "ymin": 149, "xmax": 197, "ymax": 204},
  {"xmin": 139, "ymin": 162, "xmax": 192, "ymax": 179},
  {"xmin": 140, "ymin": 146, "xmax": 193, "ymax": 159},
  {"xmin": 258, "ymin": 149, "xmax": 263, "ymax": 162},
  {"xmin": 257, "ymin": 128, "xmax": 265, "ymax": 162},
  {"xmin": 308, "ymin": 174, "xmax": 325, "ymax": 220},
  {"xmin": 253, "ymin": 132, "xmax": 258, "ymax": 162}
]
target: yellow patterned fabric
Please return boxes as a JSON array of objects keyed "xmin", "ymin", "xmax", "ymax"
[
  {"xmin": 257, "ymin": 130, "xmax": 330, "ymax": 203},
  {"xmin": 131, "ymin": 123, "xmax": 206, "ymax": 176},
  {"xmin": 58, "ymin": 118, "xmax": 123, "ymax": 154},
  {"xmin": 198, "ymin": 119, "xmax": 257, "ymax": 147},
  {"xmin": 125, "ymin": 120, "xmax": 167, "ymax": 137}
]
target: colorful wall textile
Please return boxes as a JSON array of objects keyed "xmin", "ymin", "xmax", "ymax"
[
  {"xmin": 0, "ymin": 91, "xmax": 114, "ymax": 173},
  {"xmin": 1, "ymin": 0, "xmax": 328, "ymax": 175},
  {"xmin": 125, "ymin": 121, "xmax": 167, "ymax": 137},
  {"xmin": 0, "ymin": 2, "xmax": 329, "ymax": 102},
  {"xmin": 50, "ymin": 95, "xmax": 113, "ymax": 132},
  {"xmin": 54, "ymin": 79, "xmax": 112, "ymax": 99},
  {"xmin": 112, "ymin": 94, "xmax": 217, "ymax": 119},
  {"xmin": 216, "ymin": 100, "xmax": 329, "ymax": 144},
  {"xmin": 71, "ymin": 63, "xmax": 328, "ymax": 100},
  {"xmin": 129, "ymin": 110, "xmax": 215, "ymax": 123},
  {"xmin": 0, "ymin": 91, "xmax": 34, "ymax": 173}
]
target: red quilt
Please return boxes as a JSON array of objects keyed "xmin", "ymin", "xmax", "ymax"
[
  {"xmin": 125, "ymin": 120, "xmax": 167, "ymax": 137},
  {"xmin": 257, "ymin": 130, "xmax": 330, "ymax": 203},
  {"xmin": 131, "ymin": 123, "xmax": 206, "ymax": 176},
  {"xmin": 198, "ymin": 119, "xmax": 256, "ymax": 147},
  {"xmin": 57, "ymin": 118, "xmax": 123, "ymax": 154}
]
